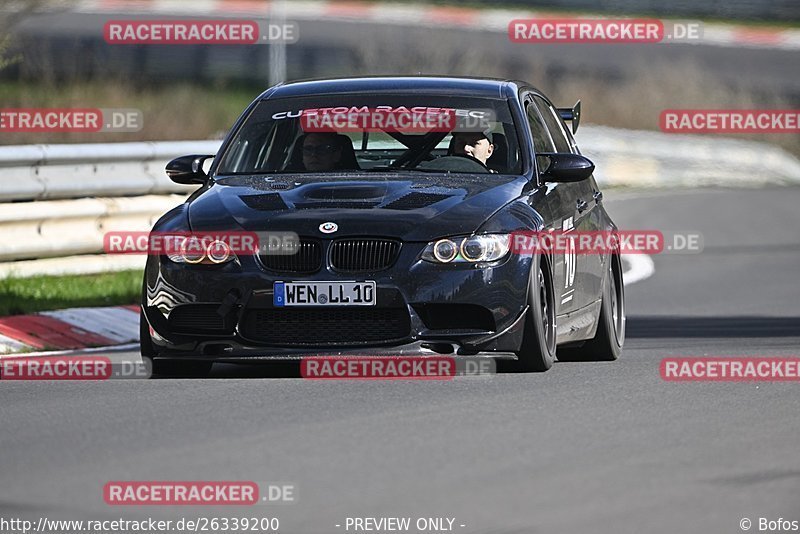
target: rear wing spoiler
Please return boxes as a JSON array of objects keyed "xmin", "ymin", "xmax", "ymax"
[{"xmin": 558, "ymin": 100, "xmax": 581, "ymax": 134}]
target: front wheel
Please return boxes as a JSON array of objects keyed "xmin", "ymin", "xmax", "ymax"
[
  {"xmin": 559, "ymin": 253, "xmax": 625, "ymax": 362},
  {"xmin": 508, "ymin": 257, "xmax": 557, "ymax": 372}
]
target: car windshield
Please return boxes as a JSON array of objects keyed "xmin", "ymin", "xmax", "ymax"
[{"xmin": 216, "ymin": 94, "xmax": 523, "ymax": 175}]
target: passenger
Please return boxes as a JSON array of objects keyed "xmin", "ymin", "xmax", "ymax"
[{"xmin": 449, "ymin": 130, "xmax": 494, "ymax": 166}]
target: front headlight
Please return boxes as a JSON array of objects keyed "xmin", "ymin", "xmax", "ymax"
[
  {"xmin": 166, "ymin": 236, "xmax": 237, "ymax": 265},
  {"xmin": 421, "ymin": 234, "xmax": 510, "ymax": 264}
]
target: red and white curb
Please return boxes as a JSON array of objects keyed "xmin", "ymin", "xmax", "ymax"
[{"xmin": 0, "ymin": 305, "xmax": 140, "ymax": 356}]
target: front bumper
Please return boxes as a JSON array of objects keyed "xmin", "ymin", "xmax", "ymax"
[{"xmin": 142, "ymin": 242, "xmax": 532, "ymax": 359}]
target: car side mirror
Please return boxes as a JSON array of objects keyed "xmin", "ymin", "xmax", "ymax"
[
  {"xmin": 539, "ymin": 153, "xmax": 594, "ymax": 183},
  {"xmin": 166, "ymin": 155, "xmax": 214, "ymax": 184}
]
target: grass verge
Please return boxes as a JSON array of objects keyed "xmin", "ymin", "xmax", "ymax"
[
  {"xmin": 0, "ymin": 270, "xmax": 142, "ymax": 316},
  {"xmin": 0, "ymin": 80, "xmax": 257, "ymax": 145}
]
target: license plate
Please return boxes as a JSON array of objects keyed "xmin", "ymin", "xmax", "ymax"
[{"xmin": 273, "ymin": 281, "xmax": 376, "ymax": 307}]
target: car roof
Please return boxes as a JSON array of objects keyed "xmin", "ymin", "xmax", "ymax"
[{"xmin": 260, "ymin": 76, "xmax": 531, "ymax": 100}]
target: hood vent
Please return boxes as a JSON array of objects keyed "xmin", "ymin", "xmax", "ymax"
[
  {"xmin": 383, "ymin": 192, "xmax": 451, "ymax": 210},
  {"xmin": 240, "ymin": 193, "xmax": 289, "ymax": 211},
  {"xmin": 296, "ymin": 201, "xmax": 380, "ymax": 210},
  {"xmin": 304, "ymin": 185, "xmax": 387, "ymax": 200}
]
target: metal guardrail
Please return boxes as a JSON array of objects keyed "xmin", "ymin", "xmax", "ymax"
[
  {"xmin": 0, "ymin": 141, "xmax": 219, "ymax": 201},
  {"xmin": 0, "ymin": 129, "xmax": 798, "ymax": 277},
  {"xmin": 0, "ymin": 141, "xmax": 220, "ymax": 276},
  {"xmin": 0, "ymin": 195, "xmax": 188, "ymax": 262},
  {"xmin": 582, "ymin": 126, "xmax": 800, "ymax": 188}
]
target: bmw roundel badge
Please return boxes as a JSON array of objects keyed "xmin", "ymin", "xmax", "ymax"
[{"xmin": 319, "ymin": 222, "xmax": 338, "ymax": 234}]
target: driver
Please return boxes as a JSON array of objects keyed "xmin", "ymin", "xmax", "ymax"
[
  {"xmin": 449, "ymin": 129, "xmax": 494, "ymax": 166},
  {"xmin": 302, "ymin": 133, "xmax": 344, "ymax": 172}
]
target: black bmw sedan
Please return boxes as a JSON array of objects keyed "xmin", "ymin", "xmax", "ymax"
[{"xmin": 140, "ymin": 76, "xmax": 625, "ymax": 376}]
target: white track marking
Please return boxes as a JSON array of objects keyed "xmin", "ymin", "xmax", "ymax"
[
  {"xmin": 0, "ymin": 343, "xmax": 139, "ymax": 360},
  {"xmin": 621, "ymin": 254, "xmax": 655, "ymax": 286},
  {"xmin": 0, "ymin": 334, "xmax": 33, "ymax": 355}
]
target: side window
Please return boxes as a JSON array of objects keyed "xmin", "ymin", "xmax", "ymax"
[
  {"xmin": 526, "ymin": 102, "xmax": 554, "ymax": 153},
  {"xmin": 525, "ymin": 101, "xmax": 556, "ymax": 173},
  {"xmin": 534, "ymin": 96, "xmax": 572, "ymax": 153}
]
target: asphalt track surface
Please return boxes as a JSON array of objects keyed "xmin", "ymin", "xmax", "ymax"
[{"xmin": 2, "ymin": 187, "xmax": 800, "ymax": 534}]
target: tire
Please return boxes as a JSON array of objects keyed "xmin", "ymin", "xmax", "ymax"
[
  {"xmin": 507, "ymin": 256, "xmax": 557, "ymax": 372},
  {"xmin": 559, "ymin": 253, "xmax": 625, "ymax": 362}
]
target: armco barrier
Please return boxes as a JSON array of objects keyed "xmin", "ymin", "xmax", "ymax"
[
  {"xmin": 0, "ymin": 140, "xmax": 222, "ymax": 276},
  {"xmin": 0, "ymin": 141, "xmax": 219, "ymax": 201},
  {"xmin": 582, "ymin": 126, "xmax": 800, "ymax": 188},
  {"xmin": 0, "ymin": 195, "xmax": 188, "ymax": 262},
  {"xmin": 0, "ymin": 129, "xmax": 799, "ymax": 277}
]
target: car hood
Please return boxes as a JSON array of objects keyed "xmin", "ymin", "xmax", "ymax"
[{"xmin": 187, "ymin": 173, "xmax": 530, "ymax": 241}]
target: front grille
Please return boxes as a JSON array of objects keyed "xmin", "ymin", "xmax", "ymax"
[
  {"xmin": 329, "ymin": 239, "xmax": 401, "ymax": 272},
  {"xmin": 241, "ymin": 308, "xmax": 411, "ymax": 346},
  {"xmin": 169, "ymin": 304, "xmax": 233, "ymax": 334},
  {"xmin": 259, "ymin": 239, "xmax": 322, "ymax": 273}
]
